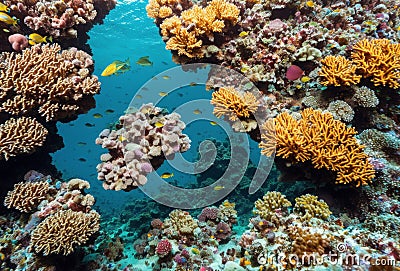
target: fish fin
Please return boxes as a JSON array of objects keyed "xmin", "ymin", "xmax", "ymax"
[{"xmin": 28, "ymin": 40, "xmax": 36, "ymax": 46}]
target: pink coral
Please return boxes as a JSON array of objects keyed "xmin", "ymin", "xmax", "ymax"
[
  {"xmin": 156, "ymin": 239, "xmax": 172, "ymax": 257},
  {"xmin": 8, "ymin": 34, "xmax": 28, "ymax": 51},
  {"xmin": 198, "ymin": 207, "xmax": 219, "ymax": 222}
]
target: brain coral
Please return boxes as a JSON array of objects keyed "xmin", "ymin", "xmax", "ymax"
[
  {"xmin": 4, "ymin": 181, "xmax": 50, "ymax": 213},
  {"xmin": 259, "ymin": 108, "xmax": 375, "ymax": 186},
  {"xmin": 30, "ymin": 209, "xmax": 100, "ymax": 256},
  {"xmin": 0, "ymin": 44, "xmax": 100, "ymax": 122},
  {"xmin": 0, "ymin": 117, "xmax": 48, "ymax": 160}
]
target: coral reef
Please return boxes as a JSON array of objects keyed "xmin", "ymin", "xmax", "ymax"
[
  {"xmin": 0, "ymin": 117, "xmax": 48, "ymax": 160},
  {"xmin": 318, "ymin": 55, "xmax": 361, "ymax": 86},
  {"xmin": 259, "ymin": 108, "xmax": 375, "ymax": 186},
  {"xmin": 96, "ymin": 103, "xmax": 191, "ymax": 191},
  {"xmin": 253, "ymin": 191, "xmax": 291, "ymax": 222},
  {"xmin": 3, "ymin": 181, "xmax": 50, "ymax": 212},
  {"xmin": 293, "ymin": 194, "xmax": 331, "ymax": 221}
]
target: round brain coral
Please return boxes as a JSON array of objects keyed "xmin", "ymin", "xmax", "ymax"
[{"xmin": 30, "ymin": 209, "xmax": 100, "ymax": 256}]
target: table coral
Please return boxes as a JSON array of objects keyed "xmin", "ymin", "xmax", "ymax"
[
  {"xmin": 293, "ymin": 194, "xmax": 332, "ymax": 222},
  {"xmin": 318, "ymin": 55, "xmax": 361, "ymax": 86},
  {"xmin": 0, "ymin": 117, "xmax": 48, "ymax": 160},
  {"xmin": 96, "ymin": 103, "xmax": 191, "ymax": 191},
  {"xmin": 4, "ymin": 181, "xmax": 50, "ymax": 213},
  {"xmin": 0, "ymin": 44, "xmax": 100, "ymax": 122},
  {"xmin": 30, "ymin": 209, "xmax": 100, "ymax": 256},
  {"xmin": 351, "ymin": 38, "xmax": 400, "ymax": 89},
  {"xmin": 259, "ymin": 108, "xmax": 375, "ymax": 186}
]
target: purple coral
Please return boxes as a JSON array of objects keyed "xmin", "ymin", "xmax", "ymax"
[{"xmin": 198, "ymin": 207, "xmax": 219, "ymax": 222}]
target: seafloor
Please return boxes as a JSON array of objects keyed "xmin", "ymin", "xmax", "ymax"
[{"xmin": 0, "ymin": 0, "xmax": 400, "ymax": 270}]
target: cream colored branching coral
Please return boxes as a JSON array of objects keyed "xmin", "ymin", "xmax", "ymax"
[
  {"xmin": 259, "ymin": 108, "xmax": 375, "ymax": 186},
  {"xmin": 0, "ymin": 117, "xmax": 48, "ymax": 161},
  {"xmin": 163, "ymin": 209, "xmax": 198, "ymax": 236},
  {"xmin": 30, "ymin": 210, "xmax": 100, "ymax": 256},
  {"xmin": 351, "ymin": 38, "xmax": 400, "ymax": 89},
  {"xmin": 319, "ymin": 55, "xmax": 361, "ymax": 86},
  {"xmin": 0, "ymin": 44, "xmax": 100, "ymax": 122},
  {"xmin": 211, "ymin": 86, "xmax": 259, "ymax": 121},
  {"xmin": 4, "ymin": 181, "xmax": 50, "ymax": 213},
  {"xmin": 293, "ymin": 194, "xmax": 331, "ymax": 221},
  {"xmin": 253, "ymin": 191, "xmax": 292, "ymax": 221}
]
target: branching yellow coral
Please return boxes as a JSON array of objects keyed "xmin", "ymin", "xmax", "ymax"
[
  {"xmin": 319, "ymin": 55, "xmax": 361, "ymax": 86},
  {"xmin": 253, "ymin": 191, "xmax": 292, "ymax": 221},
  {"xmin": 351, "ymin": 38, "xmax": 400, "ymax": 89},
  {"xmin": 30, "ymin": 210, "xmax": 100, "ymax": 256},
  {"xmin": 259, "ymin": 108, "xmax": 375, "ymax": 186},
  {"xmin": 211, "ymin": 87, "xmax": 259, "ymax": 121},
  {"xmin": 146, "ymin": 0, "xmax": 178, "ymax": 19},
  {"xmin": 165, "ymin": 27, "xmax": 203, "ymax": 58},
  {"xmin": 4, "ymin": 181, "xmax": 50, "ymax": 213},
  {"xmin": 0, "ymin": 117, "xmax": 48, "ymax": 160},
  {"xmin": 293, "ymin": 194, "xmax": 332, "ymax": 221}
]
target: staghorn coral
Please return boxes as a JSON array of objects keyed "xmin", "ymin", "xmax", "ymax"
[
  {"xmin": 293, "ymin": 194, "xmax": 332, "ymax": 221},
  {"xmin": 0, "ymin": 117, "xmax": 48, "ymax": 160},
  {"xmin": 318, "ymin": 55, "xmax": 361, "ymax": 86},
  {"xmin": 4, "ymin": 181, "xmax": 50, "ymax": 213},
  {"xmin": 96, "ymin": 103, "xmax": 191, "ymax": 191},
  {"xmin": 351, "ymin": 38, "xmax": 400, "ymax": 89},
  {"xmin": 259, "ymin": 108, "xmax": 375, "ymax": 186},
  {"xmin": 30, "ymin": 209, "xmax": 100, "ymax": 256},
  {"xmin": 163, "ymin": 209, "xmax": 198, "ymax": 236},
  {"xmin": 211, "ymin": 86, "xmax": 259, "ymax": 122},
  {"xmin": 0, "ymin": 44, "xmax": 100, "ymax": 122},
  {"xmin": 253, "ymin": 191, "xmax": 291, "ymax": 222}
]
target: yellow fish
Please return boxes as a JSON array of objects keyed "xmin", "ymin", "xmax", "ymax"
[
  {"xmin": 136, "ymin": 56, "xmax": 153, "ymax": 66},
  {"xmin": 162, "ymin": 75, "xmax": 171, "ymax": 80},
  {"xmin": 0, "ymin": 12, "xmax": 18, "ymax": 26},
  {"xmin": 158, "ymin": 91, "xmax": 168, "ymax": 97},
  {"xmin": 305, "ymin": 0, "xmax": 314, "ymax": 7},
  {"xmin": 93, "ymin": 113, "xmax": 103, "ymax": 118},
  {"xmin": 28, "ymin": 33, "xmax": 52, "ymax": 45},
  {"xmin": 161, "ymin": 172, "xmax": 174, "ymax": 178},
  {"xmin": 193, "ymin": 109, "xmax": 202, "ymax": 115},
  {"xmin": 300, "ymin": 76, "xmax": 310, "ymax": 83},
  {"xmin": 210, "ymin": 121, "xmax": 218, "ymax": 126},
  {"xmin": 154, "ymin": 122, "xmax": 164, "ymax": 128},
  {"xmin": 214, "ymin": 185, "xmax": 225, "ymax": 191},
  {"xmin": 239, "ymin": 31, "xmax": 248, "ymax": 37},
  {"xmin": 0, "ymin": 3, "xmax": 10, "ymax": 13},
  {"xmin": 189, "ymin": 82, "xmax": 197, "ymax": 86},
  {"xmin": 118, "ymin": 135, "xmax": 127, "ymax": 142},
  {"xmin": 101, "ymin": 58, "xmax": 130, "ymax": 76}
]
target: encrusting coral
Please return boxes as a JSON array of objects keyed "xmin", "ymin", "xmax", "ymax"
[
  {"xmin": 259, "ymin": 108, "xmax": 375, "ymax": 186},
  {"xmin": 293, "ymin": 194, "xmax": 332, "ymax": 221},
  {"xmin": 351, "ymin": 38, "xmax": 400, "ymax": 89},
  {"xmin": 0, "ymin": 117, "xmax": 48, "ymax": 160},
  {"xmin": 318, "ymin": 55, "xmax": 361, "ymax": 86},
  {"xmin": 30, "ymin": 209, "xmax": 100, "ymax": 256},
  {"xmin": 0, "ymin": 44, "xmax": 100, "ymax": 122},
  {"xmin": 4, "ymin": 181, "xmax": 50, "ymax": 213}
]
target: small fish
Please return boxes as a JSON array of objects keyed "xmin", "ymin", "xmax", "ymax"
[
  {"xmin": 178, "ymin": 93, "xmax": 183, "ymax": 97},
  {"xmin": 158, "ymin": 91, "xmax": 168, "ymax": 97},
  {"xmin": 105, "ymin": 109, "xmax": 114, "ymax": 114},
  {"xmin": 154, "ymin": 122, "xmax": 164, "ymax": 128},
  {"xmin": 210, "ymin": 121, "xmax": 218, "ymax": 126},
  {"xmin": 0, "ymin": 12, "xmax": 18, "ymax": 26},
  {"xmin": 161, "ymin": 172, "xmax": 174, "ymax": 179},
  {"xmin": 301, "ymin": 76, "xmax": 310, "ymax": 83},
  {"xmin": 136, "ymin": 94, "xmax": 143, "ymax": 99},
  {"xmin": 189, "ymin": 82, "xmax": 197, "ymax": 86},
  {"xmin": 161, "ymin": 61, "xmax": 168, "ymax": 65},
  {"xmin": 84, "ymin": 122, "xmax": 95, "ymax": 127},
  {"xmin": 244, "ymin": 251, "xmax": 250, "ymax": 256},
  {"xmin": 210, "ymin": 235, "xmax": 215, "ymax": 239},
  {"xmin": 78, "ymin": 158, "xmax": 87, "ymax": 162},
  {"xmin": 259, "ymin": 221, "xmax": 264, "ymax": 226},
  {"xmin": 93, "ymin": 113, "xmax": 103, "ymax": 118},
  {"xmin": 239, "ymin": 31, "xmax": 248, "ymax": 37},
  {"xmin": 162, "ymin": 75, "xmax": 171, "ymax": 80},
  {"xmin": 77, "ymin": 142, "xmax": 87, "ymax": 146},
  {"xmin": 2, "ymin": 28, "xmax": 9, "ymax": 32},
  {"xmin": 118, "ymin": 135, "xmax": 127, "ymax": 142},
  {"xmin": 191, "ymin": 248, "xmax": 200, "ymax": 255},
  {"xmin": 193, "ymin": 109, "xmax": 202, "ymax": 115},
  {"xmin": 28, "ymin": 33, "xmax": 52, "ymax": 45},
  {"xmin": 0, "ymin": 3, "xmax": 10, "ymax": 13},
  {"xmin": 136, "ymin": 56, "xmax": 153, "ymax": 66},
  {"xmin": 214, "ymin": 185, "xmax": 225, "ymax": 191},
  {"xmin": 305, "ymin": 0, "xmax": 314, "ymax": 7},
  {"xmin": 147, "ymin": 233, "xmax": 152, "ymax": 238},
  {"xmin": 101, "ymin": 58, "xmax": 130, "ymax": 76}
]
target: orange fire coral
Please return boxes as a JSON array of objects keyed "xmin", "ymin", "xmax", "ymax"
[
  {"xmin": 211, "ymin": 87, "xmax": 259, "ymax": 121},
  {"xmin": 351, "ymin": 38, "xmax": 400, "ymax": 89},
  {"xmin": 146, "ymin": 0, "xmax": 178, "ymax": 19},
  {"xmin": 319, "ymin": 55, "xmax": 361, "ymax": 86},
  {"xmin": 0, "ymin": 44, "xmax": 100, "ymax": 122},
  {"xmin": 0, "ymin": 117, "xmax": 48, "ymax": 161},
  {"xmin": 259, "ymin": 108, "xmax": 375, "ymax": 186}
]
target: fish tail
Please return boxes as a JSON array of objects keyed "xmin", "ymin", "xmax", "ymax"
[{"xmin": 47, "ymin": 36, "xmax": 53, "ymax": 43}]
